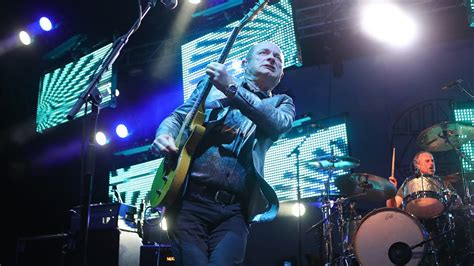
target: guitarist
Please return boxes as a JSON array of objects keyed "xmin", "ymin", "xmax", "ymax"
[{"xmin": 151, "ymin": 41, "xmax": 295, "ymax": 265}]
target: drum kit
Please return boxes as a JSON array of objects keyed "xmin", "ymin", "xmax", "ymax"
[{"xmin": 306, "ymin": 121, "xmax": 474, "ymax": 266}]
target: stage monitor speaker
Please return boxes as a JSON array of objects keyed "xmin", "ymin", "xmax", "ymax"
[
  {"xmin": 67, "ymin": 229, "xmax": 141, "ymax": 266},
  {"xmin": 17, "ymin": 229, "xmax": 142, "ymax": 266}
]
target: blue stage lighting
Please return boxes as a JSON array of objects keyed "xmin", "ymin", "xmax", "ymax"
[
  {"xmin": 39, "ymin": 17, "xmax": 53, "ymax": 32},
  {"xmin": 116, "ymin": 124, "xmax": 129, "ymax": 138}
]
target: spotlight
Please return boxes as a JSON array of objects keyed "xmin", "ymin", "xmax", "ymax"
[
  {"xmin": 95, "ymin": 131, "xmax": 108, "ymax": 145},
  {"xmin": 39, "ymin": 17, "xmax": 53, "ymax": 31},
  {"xmin": 189, "ymin": 0, "xmax": 201, "ymax": 4},
  {"xmin": 361, "ymin": 3, "xmax": 417, "ymax": 47},
  {"xmin": 18, "ymin": 31, "xmax": 32, "ymax": 45},
  {"xmin": 160, "ymin": 217, "xmax": 168, "ymax": 231},
  {"xmin": 292, "ymin": 202, "xmax": 306, "ymax": 217},
  {"xmin": 116, "ymin": 124, "xmax": 129, "ymax": 138}
]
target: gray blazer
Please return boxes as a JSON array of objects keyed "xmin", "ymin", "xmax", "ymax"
[{"xmin": 156, "ymin": 81, "xmax": 295, "ymax": 223}]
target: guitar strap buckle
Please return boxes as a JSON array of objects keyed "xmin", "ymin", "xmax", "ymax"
[{"xmin": 214, "ymin": 190, "xmax": 236, "ymax": 205}]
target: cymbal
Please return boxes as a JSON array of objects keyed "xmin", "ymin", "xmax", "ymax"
[
  {"xmin": 307, "ymin": 155, "xmax": 360, "ymax": 171},
  {"xmin": 417, "ymin": 121, "xmax": 474, "ymax": 152},
  {"xmin": 334, "ymin": 173, "xmax": 397, "ymax": 202},
  {"xmin": 444, "ymin": 172, "xmax": 461, "ymax": 183}
]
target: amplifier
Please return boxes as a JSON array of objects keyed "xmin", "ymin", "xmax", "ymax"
[{"xmin": 69, "ymin": 203, "xmax": 137, "ymax": 232}]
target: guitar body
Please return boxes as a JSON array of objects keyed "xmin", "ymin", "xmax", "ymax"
[{"xmin": 150, "ymin": 121, "xmax": 206, "ymax": 208}]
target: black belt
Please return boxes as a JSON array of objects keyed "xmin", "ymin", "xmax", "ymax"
[{"xmin": 186, "ymin": 180, "xmax": 239, "ymax": 205}]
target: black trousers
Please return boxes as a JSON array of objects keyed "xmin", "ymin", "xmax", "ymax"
[{"xmin": 166, "ymin": 191, "xmax": 249, "ymax": 266}]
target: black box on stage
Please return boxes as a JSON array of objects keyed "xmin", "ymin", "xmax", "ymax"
[
  {"xmin": 16, "ymin": 203, "xmax": 142, "ymax": 266},
  {"xmin": 140, "ymin": 244, "xmax": 175, "ymax": 266},
  {"xmin": 67, "ymin": 203, "xmax": 141, "ymax": 266},
  {"xmin": 17, "ymin": 229, "xmax": 143, "ymax": 266},
  {"xmin": 69, "ymin": 203, "xmax": 137, "ymax": 232},
  {"xmin": 78, "ymin": 228, "xmax": 142, "ymax": 266}
]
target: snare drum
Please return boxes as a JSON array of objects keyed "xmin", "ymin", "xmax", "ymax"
[
  {"xmin": 353, "ymin": 208, "xmax": 427, "ymax": 266},
  {"xmin": 402, "ymin": 175, "xmax": 447, "ymax": 219}
]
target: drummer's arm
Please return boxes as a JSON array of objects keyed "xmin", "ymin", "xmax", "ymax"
[
  {"xmin": 386, "ymin": 196, "xmax": 403, "ymax": 208},
  {"xmin": 386, "ymin": 176, "xmax": 402, "ymax": 208}
]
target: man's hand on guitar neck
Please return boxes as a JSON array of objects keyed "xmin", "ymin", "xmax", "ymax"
[
  {"xmin": 206, "ymin": 62, "xmax": 238, "ymax": 97},
  {"xmin": 151, "ymin": 134, "xmax": 179, "ymax": 156}
]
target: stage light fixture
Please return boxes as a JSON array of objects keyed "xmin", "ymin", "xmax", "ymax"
[
  {"xmin": 96, "ymin": 131, "xmax": 108, "ymax": 145},
  {"xmin": 160, "ymin": 217, "xmax": 168, "ymax": 231},
  {"xmin": 291, "ymin": 202, "xmax": 305, "ymax": 217},
  {"xmin": 18, "ymin": 31, "xmax": 32, "ymax": 45},
  {"xmin": 116, "ymin": 124, "xmax": 129, "ymax": 138},
  {"xmin": 39, "ymin": 17, "xmax": 53, "ymax": 31},
  {"xmin": 361, "ymin": 2, "xmax": 417, "ymax": 47}
]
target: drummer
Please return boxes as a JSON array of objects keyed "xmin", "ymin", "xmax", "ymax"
[{"xmin": 386, "ymin": 151, "xmax": 462, "ymax": 209}]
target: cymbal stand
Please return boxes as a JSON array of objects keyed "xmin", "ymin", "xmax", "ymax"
[
  {"xmin": 441, "ymin": 123, "xmax": 474, "ymax": 254},
  {"xmin": 322, "ymin": 145, "xmax": 337, "ymax": 266},
  {"xmin": 322, "ymin": 168, "xmax": 334, "ymax": 266},
  {"xmin": 441, "ymin": 123, "xmax": 473, "ymax": 203}
]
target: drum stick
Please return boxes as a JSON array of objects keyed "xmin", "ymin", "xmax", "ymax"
[{"xmin": 391, "ymin": 147, "xmax": 395, "ymax": 177}]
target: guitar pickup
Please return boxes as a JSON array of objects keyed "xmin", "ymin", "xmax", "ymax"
[
  {"xmin": 162, "ymin": 176, "xmax": 169, "ymax": 182},
  {"xmin": 155, "ymin": 190, "xmax": 162, "ymax": 197}
]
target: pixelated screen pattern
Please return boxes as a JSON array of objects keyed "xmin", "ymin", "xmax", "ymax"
[{"xmin": 36, "ymin": 43, "xmax": 114, "ymax": 133}]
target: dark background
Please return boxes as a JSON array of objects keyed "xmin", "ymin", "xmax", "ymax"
[{"xmin": 1, "ymin": 0, "xmax": 473, "ymax": 265}]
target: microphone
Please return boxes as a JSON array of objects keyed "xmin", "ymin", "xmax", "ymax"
[
  {"xmin": 441, "ymin": 79, "xmax": 463, "ymax": 91},
  {"xmin": 161, "ymin": 0, "xmax": 178, "ymax": 9}
]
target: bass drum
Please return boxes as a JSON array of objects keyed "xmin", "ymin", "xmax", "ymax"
[{"xmin": 353, "ymin": 208, "xmax": 427, "ymax": 266}]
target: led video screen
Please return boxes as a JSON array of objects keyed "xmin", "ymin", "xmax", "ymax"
[
  {"xmin": 454, "ymin": 102, "xmax": 474, "ymax": 173},
  {"xmin": 36, "ymin": 43, "xmax": 115, "ymax": 133}
]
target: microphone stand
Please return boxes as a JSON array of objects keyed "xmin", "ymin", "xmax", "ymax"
[
  {"xmin": 287, "ymin": 135, "xmax": 309, "ymax": 266},
  {"xmin": 66, "ymin": 1, "xmax": 158, "ymax": 265},
  {"xmin": 457, "ymin": 80, "xmax": 474, "ymax": 100}
]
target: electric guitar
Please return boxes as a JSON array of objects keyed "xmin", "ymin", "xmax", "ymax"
[{"xmin": 149, "ymin": 0, "xmax": 273, "ymax": 208}]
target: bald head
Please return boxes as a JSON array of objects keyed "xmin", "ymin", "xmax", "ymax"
[{"xmin": 242, "ymin": 41, "xmax": 285, "ymax": 91}]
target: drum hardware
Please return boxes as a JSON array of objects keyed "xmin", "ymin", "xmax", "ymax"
[
  {"xmin": 416, "ymin": 121, "xmax": 474, "ymax": 204},
  {"xmin": 307, "ymin": 155, "xmax": 361, "ymax": 171},
  {"xmin": 401, "ymin": 174, "xmax": 448, "ymax": 219},
  {"xmin": 334, "ymin": 173, "xmax": 397, "ymax": 203},
  {"xmin": 352, "ymin": 208, "xmax": 428, "ymax": 266},
  {"xmin": 416, "ymin": 121, "xmax": 474, "ymax": 152},
  {"xmin": 306, "ymin": 193, "xmax": 365, "ymax": 266},
  {"xmin": 306, "ymin": 151, "xmax": 361, "ymax": 265},
  {"xmin": 388, "ymin": 226, "xmax": 457, "ymax": 266},
  {"xmin": 444, "ymin": 172, "xmax": 461, "ymax": 183}
]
